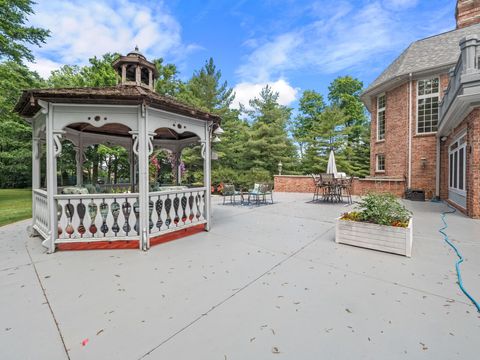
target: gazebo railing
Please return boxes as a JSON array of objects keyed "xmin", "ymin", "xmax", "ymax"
[
  {"xmin": 33, "ymin": 189, "xmax": 49, "ymax": 239},
  {"xmin": 51, "ymin": 187, "xmax": 207, "ymax": 244},
  {"xmin": 148, "ymin": 187, "xmax": 207, "ymax": 237},
  {"xmin": 54, "ymin": 193, "xmax": 140, "ymax": 242}
]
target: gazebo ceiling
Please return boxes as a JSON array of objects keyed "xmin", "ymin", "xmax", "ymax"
[
  {"xmin": 14, "ymin": 84, "xmax": 222, "ymax": 124},
  {"xmin": 66, "ymin": 122, "xmax": 199, "ymax": 140}
]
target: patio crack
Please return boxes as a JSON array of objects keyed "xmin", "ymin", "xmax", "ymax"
[
  {"xmin": 137, "ymin": 225, "xmax": 335, "ymax": 359},
  {"xmin": 25, "ymin": 244, "xmax": 71, "ymax": 360}
]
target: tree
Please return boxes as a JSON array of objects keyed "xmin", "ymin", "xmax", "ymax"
[
  {"xmin": 244, "ymin": 86, "xmax": 297, "ymax": 175},
  {"xmin": 0, "ymin": 61, "xmax": 45, "ymax": 187},
  {"xmin": 178, "ymin": 57, "xmax": 234, "ymax": 116},
  {"xmin": 177, "ymin": 58, "xmax": 245, "ymax": 183},
  {"xmin": 328, "ymin": 76, "xmax": 370, "ymax": 177},
  {"xmin": 153, "ymin": 58, "xmax": 182, "ymax": 97},
  {"xmin": 292, "ymin": 90, "xmax": 325, "ymax": 158},
  {"xmin": 0, "ymin": 0, "xmax": 49, "ymax": 63},
  {"xmin": 302, "ymin": 106, "xmax": 348, "ymax": 174},
  {"xmin": 48, "ymin": 53, "xmax": 118, "ymax": 88}
]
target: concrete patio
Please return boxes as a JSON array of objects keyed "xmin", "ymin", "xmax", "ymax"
[{"xmin": 1, "ymin": 193, "xmax": 479, "ymax": 360}]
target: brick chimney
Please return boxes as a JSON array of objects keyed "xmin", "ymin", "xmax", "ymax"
[{"xmin": 456, "ymin": 0, "xmax": 480, "ymax": 29}]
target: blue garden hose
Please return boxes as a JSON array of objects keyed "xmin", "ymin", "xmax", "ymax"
[{"xmin": 438, "ymin": 202, "xmax": 480, "ymax": 312}]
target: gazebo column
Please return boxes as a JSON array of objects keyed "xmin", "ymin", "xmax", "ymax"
[
  {"xmin": 134, "ymin": 104, "xmax": 152, "ymax": 250},
  {"xmin": 203, "ymin": 125, "xmax": 212, "ymax": 231},
  {"xmin": 29, "ymin": 134, "xmax": 41, "ymax": 236},
  {"xmin": 45, "ymin": 104, "xmax": 63, "ymax": 253}
]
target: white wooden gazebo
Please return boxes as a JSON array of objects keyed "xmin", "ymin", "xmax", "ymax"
[{"xmin": 14, "ymin": 49, "xmax": 221, "ymax": 252}]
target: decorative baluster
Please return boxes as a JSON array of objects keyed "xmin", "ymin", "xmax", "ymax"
[
  {"xmin": 156, "ymin": 197, "xmax": 163, "ymax": 231},
  {"xmin": 111, "ymin": 199, "xmax": 120, "ymax": 235},
  {"xmin": 195, "ymin": 193, "xmax": 201, "ymax": 220},
  {"xmin": 165, "ymin": 195, "xmax": 172, "ymax": 228},
  {"xmin": 122, "ymin": 199, "xmax": 132, "ymax": 235},
  {"xmin": 100, "ymin": 199, "xmax": 109, "ymax": 236},
  {"xmin": 173, "ymin": 195, "xmax": 180, "ymax": 225},
  {"xmin": 181, "ymin": 193, "xmax": 187, "ymax": 224},
  {"xmin": 149, "ymin": 199, "xmax": 154, "ymax": 231},
  {"xmin": 133, "ymin": 201, "xmax": 140, "ymax": 234},
  {"xmin": 57, "ymin": 202, "xmax": 63, "ymax": 237},
  {"xmin": 188, "ymin": 193, "xmax": 194, "ymax": 222},
  {"xmin": 65, "ymin": 201, "xmax": 75, "ymax": 238},
  {"xmin": 77, "ymin": 201, "xmax": 86, "ymax": 237},
  {"xmin": 88, "ymin": 200, "xmax": 98, "ymax": 236}
]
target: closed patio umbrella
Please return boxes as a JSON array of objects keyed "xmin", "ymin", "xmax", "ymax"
[{"xmin": 327, "ymin": 150, "xmax": 337, "ymax": 176}]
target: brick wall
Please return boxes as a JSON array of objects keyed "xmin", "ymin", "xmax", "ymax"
[
  {"xmin": 369, "ymin": 74, "xmax": 449, "ymax": 199},
  {"xmin": 273, "ymin": 175, "xmax": 316, "ymax": 193},
  {"xmin": 274, "ymin": 175, "xmax": 405, "ymax": 197},
  {"xmin": 370, "ymin": 82, "xmax": 409, "ymax": 178},
  {"xmin": 456, "ymin": 0, "xmax": 480, "ymax": 29}
]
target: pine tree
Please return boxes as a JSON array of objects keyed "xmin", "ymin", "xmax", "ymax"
[
  {"xmin": 328, "ymin": 76, "xmax": 370, "ymax": 177},
  {"xmin": 244, "ymin": 86, "xmax": 297, "ymax": 175}
]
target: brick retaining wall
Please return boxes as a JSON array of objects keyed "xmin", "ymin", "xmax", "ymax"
[{"xmin": 274, "ymin": 175, "xmax": 406, "ymax": 197}]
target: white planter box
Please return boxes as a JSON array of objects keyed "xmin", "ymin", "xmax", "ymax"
[{"xmin": 335, "ymin": 217, "xmax": 413, "ymax": 257}]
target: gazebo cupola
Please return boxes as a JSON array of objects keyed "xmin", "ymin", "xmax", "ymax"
[{"xmin": 112, "ymin": 46, "xmax": 159, "ymax": 90}]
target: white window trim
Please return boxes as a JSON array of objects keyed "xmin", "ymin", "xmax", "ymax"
[
  {"xmin": 376, "ymin": 154, "xmax": 385, "ymax": 173},
  {"xmin": 377, "ymin": 94, "xmax": 386, "ymax": 141},
  {"xmin": 448, "ymin": 132, "xmax": 467, "ymax": 197},
  {"xmin": 416, "ymin": 77, "xmax": 440, "ymax": 135}
]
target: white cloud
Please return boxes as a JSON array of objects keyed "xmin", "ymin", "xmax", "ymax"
[
  {"xmin": 28, "ymin": 0, "xmax": 196, "ymax": 78},
  {"xmin": 234, "ymin": 0, "xmax": 440, "ymax": 83},
  {"xmin": 232, "ymin": 78, "xmax": 299, "ymax": 110},
  {"xmin": 28, "ymin": 58, "xmax": 63, "ymax": 78},
  {"xmin": 236, "ymin": 1, "xmax": 399, "ymax": 81}
]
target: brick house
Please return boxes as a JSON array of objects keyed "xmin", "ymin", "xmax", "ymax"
[{"xmin": 361, "ymin": 0, "xmax": 480, "ymax": 218}]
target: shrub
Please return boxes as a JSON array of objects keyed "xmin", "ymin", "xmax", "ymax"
[{"xmin": 341, "ymin": 193, "xmax": 411, "ymax": 227}]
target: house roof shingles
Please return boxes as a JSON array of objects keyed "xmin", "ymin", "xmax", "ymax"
[
  {"xmin": 14, "ymin": 84, "xmax": 221, "ymax": 123},
  {"xmin": 363, "ymin": 23, "xmax": 480, "ymax": 99}
]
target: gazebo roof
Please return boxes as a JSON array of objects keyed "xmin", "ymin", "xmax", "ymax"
[{"xmin": 14, "ymin": 84, "xmax": 221, "ymax": 123}]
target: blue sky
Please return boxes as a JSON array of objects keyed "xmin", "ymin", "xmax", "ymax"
[{"xmin": 28, "ymin": 0, "xmax": 456, "ymax": 109}]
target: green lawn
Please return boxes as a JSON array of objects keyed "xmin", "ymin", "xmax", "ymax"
[{"xmin": 0, "ymin": 189, "xmax": 32, "ymax": 227}]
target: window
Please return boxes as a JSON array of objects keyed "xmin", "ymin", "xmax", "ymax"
[
  {"xmin": 417, "ymin": 77, "xmax": 439, "ymax": 133},
  {"xmin": 377, "ymin": 94, "xmax": 386, "ymax": 141},
  {"xmin": 449, "ymin": 134, "xmax": 466, "ymax": 195},
  {"xmin": 376, "ymin": 154, "xmax": 385, "ymax": 172}
]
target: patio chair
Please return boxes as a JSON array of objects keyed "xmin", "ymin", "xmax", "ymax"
[
  {"xmin": 311, "ymin": 174, "xmax": 322, "ymax": 201},
  {"xmin": 261, "ymin": 183, "xmax": 274, "ymax": 204},
  {"xmin": 340, "ymin": 176, "xmax": 353, "ymax": 204},
  {"xmin": 319, "ymin": 173, "xmax": 337, "ymax": 202},
  {"xmin": 222, "ymin": 184, "xmax": 240, "ymax": 205}
]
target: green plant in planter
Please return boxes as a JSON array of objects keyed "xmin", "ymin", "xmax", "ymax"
[{"xmin": 342, "ymin": 193, "xmax": 411, "ymax": 227}]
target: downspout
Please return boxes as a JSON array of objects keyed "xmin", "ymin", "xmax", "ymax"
[
  {"xmin": 435, "ymin": 135, "xmax": 441, "ymax": 199},
  {"xmin": 408, "ymin": 73, "xmax": 413, "ymax": 189}
]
